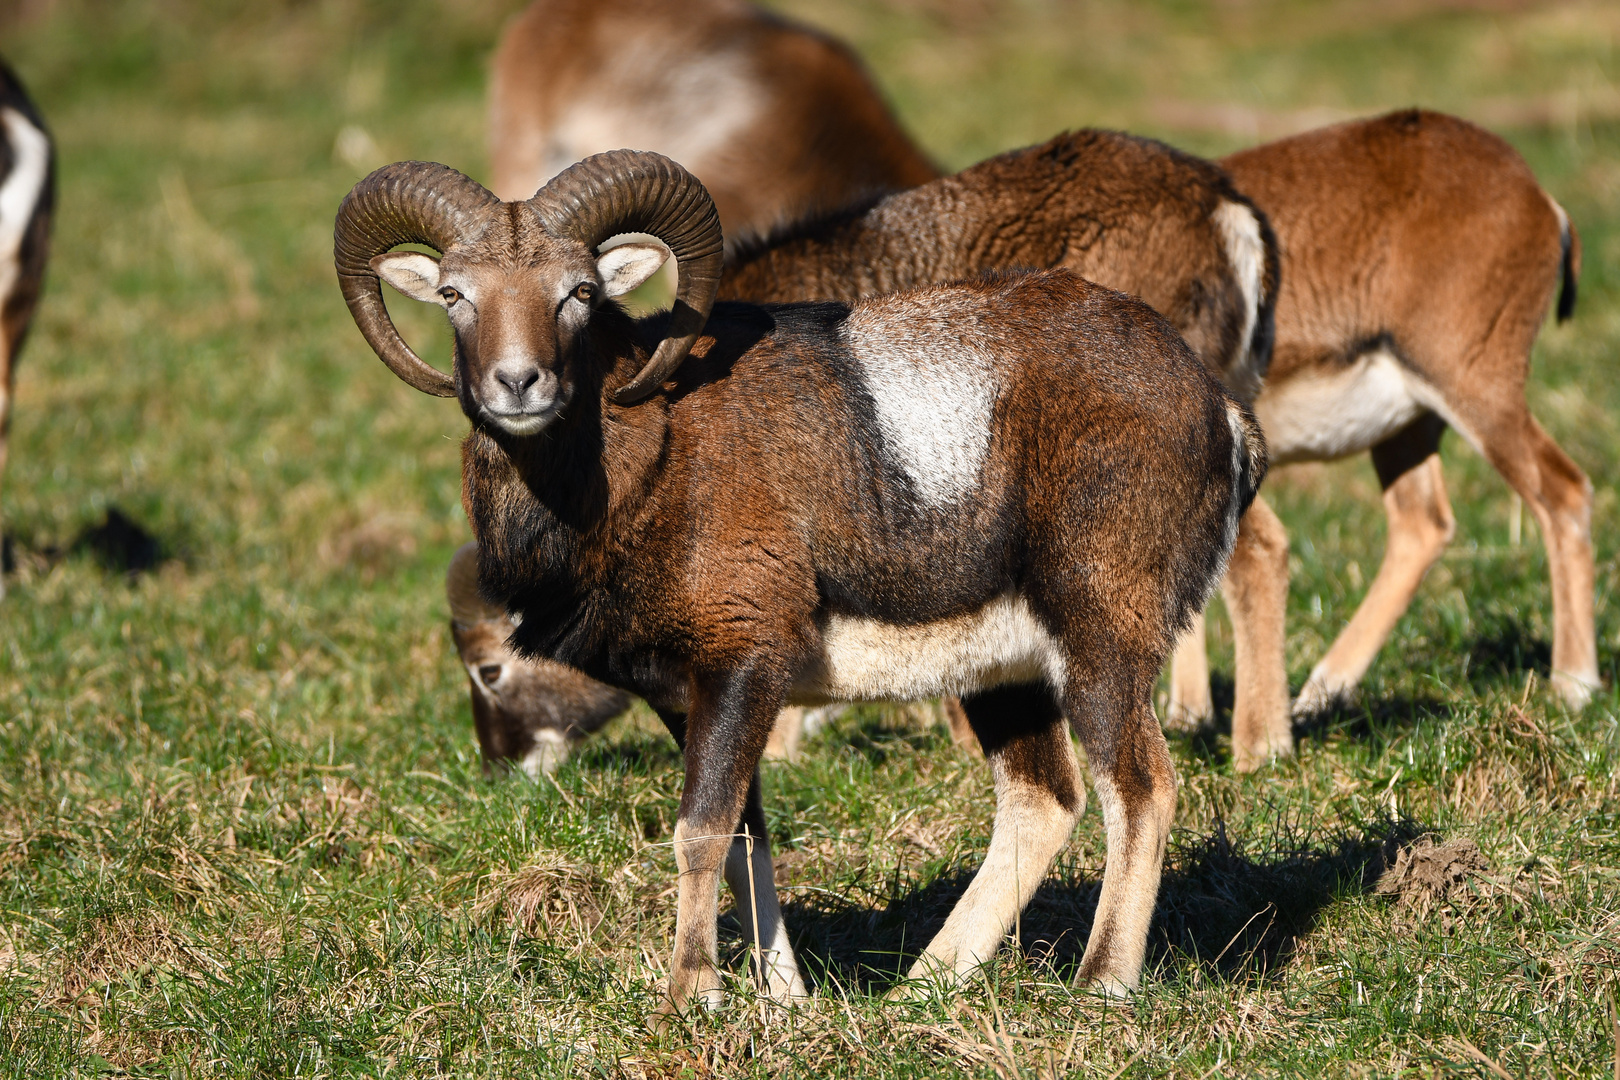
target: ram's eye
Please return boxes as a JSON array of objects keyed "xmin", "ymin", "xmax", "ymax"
[
  {"xmin": 572, "ymin": 282, "xmax": 596, "ymax": 303},
  {"xmin": 439, "ymin": 287, "xmax": 461, "ymax": 305},
  {"xmin": 478, "ymin": 664, "xmax": 502, "ymax": 687}
]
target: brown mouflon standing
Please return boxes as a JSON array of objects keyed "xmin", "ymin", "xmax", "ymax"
[
  {"xmin": 335, "ymin": 151, "xmax": 1264, "ymax": 1013},
  {"xmin": 488, "ymin": 0, "xmax": 937, "ymax": 248},
  {"xmin": 1216, "ymin": 109, "xmax": 1600, "ymax": 720},
  {"xmin": 0, "ymin": 58, "xmax": 53, "ymax": 596}
]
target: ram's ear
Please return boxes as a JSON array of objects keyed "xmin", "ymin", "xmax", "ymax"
[
  {"xmin": 596, "ymin": 242, "xmax": 669, "ymax": 299},
  {"xmin": 371, "ymin": 252, "xmax": 446, "ymax": 305}
]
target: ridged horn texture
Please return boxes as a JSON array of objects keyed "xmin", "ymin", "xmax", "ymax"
[
  {"xmin": 446, "ymin": 541, "xmax": 505, "ymax": 625},
  {"xmin": 528, "ymin": 150, "xmax": 723, "ymax": 404},
  {"xmin": 334, "ymin": 161, "xmax": 499, "ymax": 397}
]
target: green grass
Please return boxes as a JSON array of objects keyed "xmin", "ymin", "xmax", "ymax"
[{"xmin": 1, "ymin": 0, "xmax": 1619, "ymax": 1075}]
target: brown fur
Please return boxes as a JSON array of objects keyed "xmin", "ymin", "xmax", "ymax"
[
  {"xmin": 460, "ymin": 126, "xmax": 1296, "ymax": 774},
  {"xmin": 720, "ymin": 128, "xmax": 1291, "ymax": 768},
  {"xmin": 488, "ymin": 0, "xmax": 937, "ymax": 247},
  {"xmin": 722, "ymin": 129, "xmax": 1278, "ymax": 402},
  {"xmin": 1221, "ymin": 109, "xmax": 1600, "ymax": 730},
  {"xmin": 448, "ymin": 269, "xmax": 1261, "ymax": 1012}
]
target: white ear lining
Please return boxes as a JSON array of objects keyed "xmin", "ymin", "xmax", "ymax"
[
  {"xmin": 596, "ymin": 243, "xmax": 669, "ymax": 299},
  {"xmin": 372, "ymin": 252, "xmax": 446, "ymax": 304}
]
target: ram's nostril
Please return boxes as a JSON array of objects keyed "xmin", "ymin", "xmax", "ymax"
[
  {"xmin": 496, "ymin": 368, "xmax": 540, "ymax": 397},
  {"xmin": 478, "ymin": 664, "xmax": 503, "ymax": 686}
]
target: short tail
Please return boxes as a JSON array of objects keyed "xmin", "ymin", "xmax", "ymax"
[
  {"xmin": 1556, "ymin": 201, "xmax": 1580, "ymax": 323},
  {"xmin": 1228, "ymin": 400, "xmax": 1268, "ymax": 519}
]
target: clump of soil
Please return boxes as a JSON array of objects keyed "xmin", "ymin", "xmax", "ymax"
[{"xmin": 1375, "ymin": 835, "xmax": 1489, "ymax": 909}]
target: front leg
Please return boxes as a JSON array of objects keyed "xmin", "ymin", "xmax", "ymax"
[
  {"xmin": 723, "ymin": 771, "xmax": 808, "ymax": 1000},
  {"xmin": 661, "ymin": 663, "xmax": 788, "ymax": 1016}
]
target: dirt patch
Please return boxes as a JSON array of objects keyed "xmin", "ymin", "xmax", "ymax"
[{"xmin": 1375, "ymin": 835, "xmax": 1490, "ymax": 910}]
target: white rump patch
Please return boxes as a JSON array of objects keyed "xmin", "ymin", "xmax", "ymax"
[
  {"xmin": 794, "ymin": 593, "xmax": 1065, "ymax": 704},
  {"xmin": 1213, "ymin": 199, "xmax": 1265, "ymax": 390},
  {"xmin": 842, "ymin": 299, "xmax": 998, "ymax": 508},
  {"xmin": 1254, "ymin": 348, "xmax": 1470, "ymax": 464},
  {"xmin": 0, "ymin": 106, "xmax": 49, "ymax": 304}
]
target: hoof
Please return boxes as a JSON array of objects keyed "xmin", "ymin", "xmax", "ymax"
[
  {"xmin": 1076, "ymin": 973, "xmax": 1135, "ymax": 1000},
  {"xmin": 1291, "ymin": 676, "xmax": 1352, "ymax": 721},
  {"xmin": 1162, "ymin": 698, "xmax": 1213, "ymax": 734},
  {"xmin": 1232, "ymin": 733, "xmax": 1294, "ymax": 774},
  {"xmin": 1551, "ymin": 670, "xmax": 1600, "ymax": 710}
]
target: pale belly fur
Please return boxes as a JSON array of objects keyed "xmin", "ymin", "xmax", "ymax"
[
  {"xmin": 791, "ymin": 593, "xmax": 1065, "ymax": 705},
  {"xmin": 1254, "ymin": 348, "xmax": 1464, "ymax": 465}
]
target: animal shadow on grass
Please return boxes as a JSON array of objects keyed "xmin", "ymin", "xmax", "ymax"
[
  {"xmin": 569, "ymin": 730, "xmax": 684, "ymax": 774},
  {"xmin": 2, "ymin": 505, "xmax": 165, "ymax": 580},
  {"xmin": 1460, "ymin": 617, "xmax": 1553, "ymax": 693},
  {"xmin": 770, "ymin": 815, "xmax": 1427, "ymax": 995}
]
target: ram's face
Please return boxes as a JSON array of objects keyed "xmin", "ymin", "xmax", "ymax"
[{"xmin": 372, "ymin": 238, "xmax": 668, "ymax": 436}]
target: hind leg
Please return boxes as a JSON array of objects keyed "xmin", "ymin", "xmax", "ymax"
[
  {"xmin": 1223, "ymin": 496, "xmax": 1293, "ymax": 770},
  {"xmin": 1165, "ymin": 611, "xmax": 1212, "ymax": 731},
  {"xmin": 1069, "ymin": 683, "xmax": 1177, "ymax": 995},
  {"xmin": 1295, "ymin": 414, "xmax": 1454, "ymax": 716},
  {"xmin": 1167, "ymin": 497, "xmax": 1291, "ymax": 762},
  {"xmin": 1473, "ymin": 411, "xmax": 1598, "ymax": 704},
  {"xmin": 900, "ymin": 684, "xmax": 1082, "ymax": 988}
]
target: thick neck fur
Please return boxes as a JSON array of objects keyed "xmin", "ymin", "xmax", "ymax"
[{"xmin": 460, "ymin": 305, "xmax": 669, "ymax": 656}]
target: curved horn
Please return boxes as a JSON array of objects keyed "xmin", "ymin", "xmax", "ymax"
[
  {"xmin": 334, "ymin": 161, "xmax": 499, "ymax": 397},
  {"xmin": 529, "ymin": 150, "xmax": 723, "ymax": 404},
  {"xmin": 446, "ymin": 542, "xmax": 507, "ymax": 625}
]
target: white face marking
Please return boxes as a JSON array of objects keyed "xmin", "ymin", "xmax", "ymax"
[
  {"xmin": 793, "ymin": 593, "xmax": 1064, "ymax": 705},
  {"xmin": 1212, "ymin": 199, "xmax": 1265, "ymax": 399},
  {"xmin": 1254, "ymin": 348, "xmax": 1466, "ymax": 465},
  {"xmin": 842, "ymin": 296, "xmax": 999, "ymax": 508},
  {"xmin": 0, "ymin": 107, "xmax": 49, "ymax": 304},
  {"xmin": 518, "ymin": 729, "xmax": 570, "ymax": 779}
]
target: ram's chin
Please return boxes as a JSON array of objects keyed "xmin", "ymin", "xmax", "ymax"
[{"xmin": 485, "ymin": 409, "xmax": 558, "ymax": 437}]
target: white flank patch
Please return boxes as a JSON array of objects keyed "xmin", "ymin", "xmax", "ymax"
[
  {"xmin": 1253, "ymin": 348, "xmax": 1468, "ymax": 465},
  {"xmin": 0, "ymin": 106, "xmax": 49, "ymax": 304},
  {"xmin": 842, "ymin": 298, "xmax": 998, "ymax": 508},
  {"xmin": 1212, "ymin": 199, "xmax": 1265, "ymax": 385},
  {"xmin": 794, "ymin": 593, "xmax": 1065, "ymax": 704}
]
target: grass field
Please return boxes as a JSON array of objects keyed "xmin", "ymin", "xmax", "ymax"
[{"xmin": 2, "ymin": 0, "xmax": 1618, "ymax": 1075}]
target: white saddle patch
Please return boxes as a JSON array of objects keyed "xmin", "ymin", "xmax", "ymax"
[
  {"xmin": 842, "ymin": 297, "xmax": 998, "ymax": 508},
  {"xmin": 0, "ymin": 106, "xmax": 49, "ymax": 305},
  {"xmin": 1254, "ymin": 348, "xmax": 1461, "ymax": 464},
  {"xmin": 793, "ymin": 593, "xmax": 1064, "ymax": 705}
]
